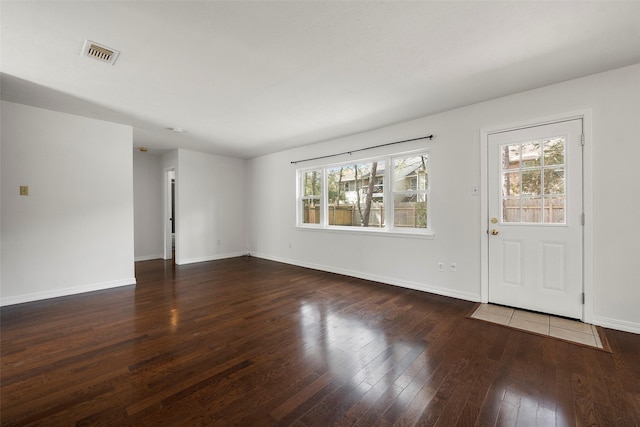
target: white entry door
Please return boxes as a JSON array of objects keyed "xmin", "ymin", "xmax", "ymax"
[{"xmin": 488, "ymin": 119, "xmax": 583, "ymax": 319}]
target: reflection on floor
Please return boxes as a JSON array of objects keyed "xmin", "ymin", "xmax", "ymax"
[{"xmin": 469, "ymin": 303, "xmax": 610, "ymax": 352}]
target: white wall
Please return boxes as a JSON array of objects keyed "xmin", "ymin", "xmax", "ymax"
[
  {"xmin": 176, "ymin": 149, "xmax": 247, "ymax": 264},
  {"xmin": 247, "ymin": 63, "xmax": 640, "ymax": 333},
  {"xmin": 133, "ymin": 150, "xmax": 163, "ymax": 261},
  {"xmin": 1, "ymin": 101, "xmax": 136, "ymax": 305}
]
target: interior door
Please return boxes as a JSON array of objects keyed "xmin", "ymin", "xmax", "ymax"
[{"xmin": 488, "ymin": 119, "xmax": 583, "ymax": 319}]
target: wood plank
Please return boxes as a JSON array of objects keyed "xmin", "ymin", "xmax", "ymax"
[{"xmin": 1, "ymin": 256, "xmax": 639, "ymax": 425}]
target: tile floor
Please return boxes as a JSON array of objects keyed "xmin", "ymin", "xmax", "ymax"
[{"xmin": 470, "ymin": 303, "xmax": 604, "ymax": 350}]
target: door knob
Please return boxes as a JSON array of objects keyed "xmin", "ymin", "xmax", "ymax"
[{"xmin": 491, "ymin": 229, "xmax": 499, "ymax": 235}]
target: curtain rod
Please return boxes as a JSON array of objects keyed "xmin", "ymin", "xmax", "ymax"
[{"xmin": 290, "ymin": 134, "xmax": 434, "ymax": 165}]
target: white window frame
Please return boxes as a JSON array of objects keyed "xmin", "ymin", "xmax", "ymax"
[{"xmin": 296, "ymin": 149, "xmax": 433, "ymax": 238}]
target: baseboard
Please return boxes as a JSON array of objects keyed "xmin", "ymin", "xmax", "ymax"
[
  {"xmin": 0, "ymin": 277, "xmax": 137, "ymax": 307},
  {"xmin": 134, "ymin": 254, "xmax": 164, "ymax": 262},
  {"xmin": 177, "ymin": 252, "xmax": 249, "ymax": 265},
  {"xmin": 592, "ymin": 315, "xmax": 640, "ymax": 335},
  {"xmin": 250, "ymin": 252, "xmax": 481, "ymax": 303}
]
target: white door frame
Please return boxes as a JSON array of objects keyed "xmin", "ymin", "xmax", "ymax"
[{"xmin": 480, "ymin": 110, "xmax": 594, "ymax": 323}]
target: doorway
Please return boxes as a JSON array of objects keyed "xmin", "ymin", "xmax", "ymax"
[
  {"xmin": 164, "ymin": 169, "xmax": 176, "ymax": 262},
  {"xmin": 484, "ymin": 118, "xmax": 584, "ymax": 319}
]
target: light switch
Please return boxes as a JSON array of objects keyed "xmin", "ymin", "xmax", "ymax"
[{"xmin": 20, "ymin": 186, "xmax": 29, "ymax": 196}]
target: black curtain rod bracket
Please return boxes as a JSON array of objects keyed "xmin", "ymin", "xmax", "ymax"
[{"xmin": 291, "ymin": 134, "xmax": 433, "ymax": 165}]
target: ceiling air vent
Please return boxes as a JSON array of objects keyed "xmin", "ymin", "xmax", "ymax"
[{"xmin": 81, "ymin": 40, "xmax": 120, "ymax": 65}]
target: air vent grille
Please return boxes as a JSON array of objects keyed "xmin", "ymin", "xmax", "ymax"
[{"xmin": 81, "ymin": 40, "xmax": 120, "ymax": 65}]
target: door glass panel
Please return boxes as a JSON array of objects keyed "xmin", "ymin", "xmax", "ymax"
[
  {"xmin": 544, "ymin": 196, "xmax": 565, "ymax": 223},
  {"xmin": 521, "ymin": 141, "xmax": 541, "ymax": 167},
  {"xmin": 502, "ymin": 172, "xmax": 521, "ymax": 196},
  {"xmin": 522, "ymin": 170, "xmax": 541, "ymax": 195},
  {"xmin": 522, "ymin": 197, "xmax": 542, "ymax": 223},
  {"xmin": 544, "ymin": 138, "xmax": 564, "ymax": 165},
  {"xmin": 503, "ymin": 144, "xmax": 521, "ymax": 169},
  {"xmin": 502, "ymin": 198, "xmax": 521, "ymax": 223},
  {"xmin": 544, "ymin": 169, "xmax": 565, "ymax": 194},
  {"xmin": 500, "ymin": 137, "xmax": 566, "ymax": 224}
]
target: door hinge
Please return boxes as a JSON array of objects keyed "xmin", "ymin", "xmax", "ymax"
[
  {"xmin": 581, "ymin": 213, "xmax": 585, "ymax": 225},
  {"xmin": 580, "ymin": 134, "xmax": 585, "ymax": 146},
  {"xmin": 582, "ymin": 293, "xmax": 585, "ymax": 304}
]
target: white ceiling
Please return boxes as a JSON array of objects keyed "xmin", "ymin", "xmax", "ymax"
[{"xmin": 2, "ymin": 1, "xmax": 640, "ymax": 158}]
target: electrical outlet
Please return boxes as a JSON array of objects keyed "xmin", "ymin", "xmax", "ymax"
[
  {"xmin": 449, "ymin": 262, "xmax": 457, "ymax": 272},
  {"xmin": 437, "ymin": 262, "xmax": 444, "ymax": 272},
  {"xmin": 20, "ymin": 185, "xmax": 29, "ymax": 196}
]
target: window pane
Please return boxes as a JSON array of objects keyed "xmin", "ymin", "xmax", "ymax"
[
  {"xmin": 522, "ymin": 170, "xmax": 541, "ymax": 195},
  {"xmin": 327, "ymin": 202, "xmax": 385, "ymax": 227},
  {"xmin": 502, "ymin": 144, "xmax": 521, "ymax": 170},
  {"xmin": 328, "ymin": 204, "xmax": 356, "ymax": 226},
  {"xmin": 302, "ymin": 199, "xmax": 320, "ymax": 224},
  {"xmin": 327, "ymin": 166, "xmax": 347, "ymax": 205},
  {"xmin": 544, "ymin": 168, "xmax": 565, "ymax": 195},
  {"xmin": 521, "ymin": 141, "xmax": 542, "ymax": 167},
  {"xmin": 328, "ymin": 160, "xmax": 384, "ymax": 227},
  {"xmin": 302, "ymin": 170, "xmax": 321, "ymax": 197},
  {"xmin": 501, "ymin": 171, "xmax": 520, "ymax": 197},
  {"xmin": 502, "ymin": 198, "xmax": 520, "ymax": 223},
  {"xmin": 544, "ymin": 138, "xmax": 565, "ymax": 166},
  {"xmin": 544, "ymin": 196, "xmax": 565, "ymax": 223},
  {"xmin": 393, "ymin": 155, "xmax": 428, "ymax": 191},
  {"xmin": 393, "ymin": 194, "xmax": 426, "ymax": 228},
  {"xmin": 522, "ymin": 197, "xmax": 542, "ymax": 223}
]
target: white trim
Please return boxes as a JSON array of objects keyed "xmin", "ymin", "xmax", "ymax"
[
  {"xmin": 0, "ymin": 277, "xmax": 136, "ymax": 306},
  {"xmin": 296, "ymin": 225, "xmax": 435, "ymax": 240},
  {"xmin": 176, "ymin": 252, "xmax": 249, "ymax": 265},
  {"xmin": 592, "ymin": 316, "xmax": 640, "ymax": 335},
  {"xmin": 480, "ymin": 110, "xmax": 593, "ymax": 321},
  {"xmin": 250, "ymin": 252, "xmax": 479, "ymax": 302},
  {"xmin": 135, "ymin": 254, "xmax": 164, "ymax": 262}
]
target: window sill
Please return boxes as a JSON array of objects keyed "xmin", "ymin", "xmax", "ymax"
[{"xmin": 296, "ymin": 225, "xmax": 435, "ymax": 240}]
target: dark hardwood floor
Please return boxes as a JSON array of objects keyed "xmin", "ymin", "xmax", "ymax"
[{"xmin": 1, "ymin": 257, "xmax": 639, "ymax": 426}]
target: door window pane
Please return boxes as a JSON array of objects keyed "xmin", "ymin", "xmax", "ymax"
[
  {"xmin": 502, "ymin": 198, "xmax": 521, "ymax": 223},
  {"xmin": 502, "ymin": 172, "xmax": 520, "ymax": 197},
  {"xmin": 544, "ymin": 169, "xmax": 565, "ymax": 195},
  {"xmin": 521, "ymin": 141, "xmax": 541, "ymax": 167},
  {"xmin": 522, "ymin": 197, "xmax": 542, "ymax": 223},
  {"xmin": 503, "ymin": 144, "xmax": 521, "ymax": 169},
  {"xmin": 544, "ymin": 196, "xmax": 565, "ymax": 223},
  {"xmin": 544, "ymin": 138, "xmax": 564, "ymax": 165},
  {"xmin": 522, "ymin": 170, "xmax": 541, "ymax": 195}
]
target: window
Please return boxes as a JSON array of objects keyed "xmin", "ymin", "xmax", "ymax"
[
  {"xmin": 297, "ymin": 150, "xmax": 430, "ymax": 234},
  {"xmin": 300, "ymin": 169, "xmax": 321, "ymax": 224},
  {"xmin": 500, "ymin": 137, "xmax": 565, "ymax": 224}
]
